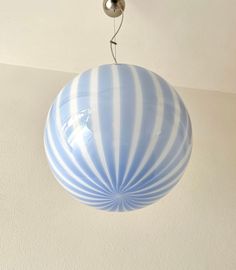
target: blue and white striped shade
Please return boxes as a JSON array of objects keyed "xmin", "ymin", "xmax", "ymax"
[{"xmin": 44, "ymin": 64, "xmax": 192, "ymax": 212}]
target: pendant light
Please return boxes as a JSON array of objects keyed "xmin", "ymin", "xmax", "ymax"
[{"xmin": 44, "ymin": 0, "xmax": 192, "ymax": 212}]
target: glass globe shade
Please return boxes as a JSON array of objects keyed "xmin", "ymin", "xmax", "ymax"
[{"xmin": 44, "ymin": 64, "xmax": 192, "ymax": 211}]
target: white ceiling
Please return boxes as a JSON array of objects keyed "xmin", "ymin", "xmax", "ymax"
[{"xmin": 0, "ymin": 0, "xmax": 236, "ymax": 93}]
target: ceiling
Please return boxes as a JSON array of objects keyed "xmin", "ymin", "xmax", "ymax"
[{"xmin": 0, "ymin": 0, "xmax": 236, "ymax": 93}]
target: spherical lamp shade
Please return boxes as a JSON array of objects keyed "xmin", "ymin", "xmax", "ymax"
[{"xmin": 44, "ymin": 64, "xmax": 192, "ymax": 211}]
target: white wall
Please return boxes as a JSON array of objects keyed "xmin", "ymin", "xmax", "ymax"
[{"xmin": 0, "ymin": 63, "xmax": 235, "ymax": 269}]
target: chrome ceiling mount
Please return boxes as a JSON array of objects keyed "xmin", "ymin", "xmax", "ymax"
[{"xmin": 103, "ymin": 0, "xmax": 125, "ymax": 18}]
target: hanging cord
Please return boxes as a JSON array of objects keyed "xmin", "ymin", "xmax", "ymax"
[
  {"xmin": 110, "ymin": 10, "xmax": 124, "ymax": 64},
  {"xmin": 113, "ymin": 17, "xmax": 117, "ymax": 61}
]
